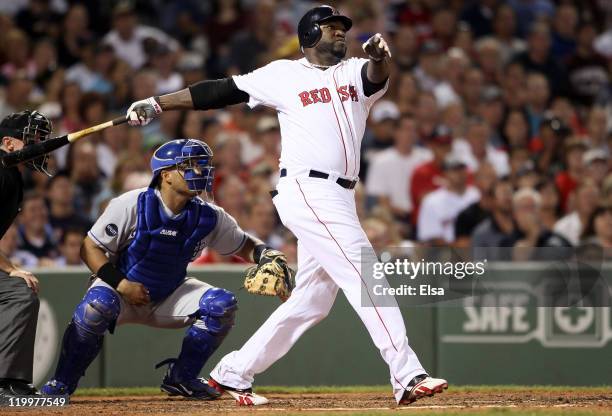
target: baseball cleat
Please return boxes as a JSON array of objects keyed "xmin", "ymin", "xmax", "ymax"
[
  {"xmin": 399, "ymin": 374, "xmax": 448, "ymax": 405},
  {"xmin": 208, "ymin": 377, "xmax": 269, "ymax": 406},
  {"xmin": 160, "ymin": 376, "xmax": 221, "ymax": 400},
  {"xmin": 41, "ymin": 379, "xmax": 71, "ymax": 396},
  {"xmin": 157, "ymin": 360, "xmax": 221, "ymax": 400}
]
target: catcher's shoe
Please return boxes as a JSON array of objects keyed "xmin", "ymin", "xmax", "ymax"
[
  {"xmin": 41, "ymin": 379, "xmax": 71, "ymax": 396},
  {"xmin": 399, "ymin": 374, "xmax": 448, "ymax": 405},
  {"xmin": 208, "ymin": 377, "xmax": 269, "ymax": 406},
  {"xmin": 157, "ymin": 360, "xmax": 221, "ymax": 400}
]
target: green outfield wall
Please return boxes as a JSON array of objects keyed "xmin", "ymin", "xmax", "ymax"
[{"xmin": 31, "ymin": 264, "xmax": 611, "ymax": 389}]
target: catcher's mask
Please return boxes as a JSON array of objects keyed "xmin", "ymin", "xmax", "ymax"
[
  {"xmin": 0, "ymin": 110, "xmax": 53, "ymax": 174},
  {"xmin": 150, "ymin": 139, "xmax": 215, "ymax": 193}
]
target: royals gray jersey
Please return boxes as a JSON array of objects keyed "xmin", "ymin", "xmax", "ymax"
[{"xmin": 88, "ymin": 187, "xmax": 247, "ymax": 262}]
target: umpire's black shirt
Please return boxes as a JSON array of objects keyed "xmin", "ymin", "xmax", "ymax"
[{"xmin": 0, "ymin": 149, "xmax": 24, "ymax": 239}]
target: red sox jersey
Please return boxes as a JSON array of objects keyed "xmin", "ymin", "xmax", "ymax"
[{"xmin": 232, "ymin": 57, "xmax": 388, "ymax": 178}]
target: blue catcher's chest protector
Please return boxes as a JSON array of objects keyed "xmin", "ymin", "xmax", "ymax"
[{"xmin": 118, "ymin": 188, "xmax": 217, "ymax": 301}]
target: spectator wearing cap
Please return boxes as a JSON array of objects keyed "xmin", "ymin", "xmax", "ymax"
[
  {"xmin": 491, "ymin": 3, "xmax": 526, "ymax": 65},
  {"xmin": 102, "ymin": 1, "xmax": 180, "ymax": 69},
  {"xmin": 149, "ymin": 43, "xmax": 183, "ymax": 95},
  {"xmin": 410, "ymin": 127, "xmax": 453, "ymax": 225},
  {"xmin": 504, "ymin": 188, "xmax": 571, "ymax": 261},
  {"xmin": 566, "ymin": 23, "xmax": 609, "ymax": 107},
  {"xmin": 583, "ymin": 148, "xmax": 610, "ymax": 187},
  {"xmin": 454, "ymin": 162, "xmax": 497, "ymax": 247},
  {"xmin": 514, "ymin": 159, "xmax": 541, "ymax": 189},
  {"xmin": 533, "ymin": 114, "xmax": 572, "ymax": 174},
  {"xmin": 554, "ymin": 137, "xmax": 588, "ymax": 212},
  {"xmin": 361, "ymin": 100, "xmax": 400, "ymax": 180},
  {"xmin": 554, "ymin": 179, "xmax": 600, "ymax": 246},
  {"xmin": 365, "ymin": 115, "xmax": 432, "ymax": 229},
  {"xmin": 453, "ymin": 116, "xmax": 510, "ymax": 177},
  {"xmin": 413, "ymin": 40, "xmax": 442, "ymax": 92},
  {"xmin": 478, "ymin": 86, "xmax": 505, "ymax": 148},
  {"xmin": 417, "ymin": 154, "xmax": 480, "ymax": 245},
  {"xmin": 471, "ymin": 177, "xmax": 516, "ymax": 260}
]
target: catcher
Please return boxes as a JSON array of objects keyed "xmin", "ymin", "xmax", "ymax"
[{"xmin": 42, "ymin": 138, "xmax": 293, "ymax": 399}]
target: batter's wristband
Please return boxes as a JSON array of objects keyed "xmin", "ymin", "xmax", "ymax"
[
  {"xmin": 97, "ymin": 262, "xmax": 124, "ymax": 289},
  {"xmin": 253, "ymin": 244, "xmax": 271, "ymax": 264}
]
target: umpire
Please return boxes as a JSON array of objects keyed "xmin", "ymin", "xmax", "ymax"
[{"xmin": 0, "ymin": 110, "xmax": 53, "ymax": 399}]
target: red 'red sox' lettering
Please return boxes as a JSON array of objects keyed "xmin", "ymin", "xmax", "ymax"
[{"xmin": 298, "ymin": 85, "xmax": 358, "ymax": 107}]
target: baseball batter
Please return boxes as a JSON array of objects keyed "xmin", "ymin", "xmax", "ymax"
[
  {"xmin": 126, "ymin": 5, "xmax": 447, "ymax": 405},
  {"xmin": 41, "ymin": 139, "xmax": 291, "ymax": 399}
]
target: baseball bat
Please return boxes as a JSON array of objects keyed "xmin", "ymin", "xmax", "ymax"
[{"xmin": 0, "ymin": 116, "xmax": 128, "ymax": 168}]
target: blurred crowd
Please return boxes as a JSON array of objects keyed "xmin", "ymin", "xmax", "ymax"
[{"xmin": 0, "ymin": 0, "xmax": 611, "ymax": 267}]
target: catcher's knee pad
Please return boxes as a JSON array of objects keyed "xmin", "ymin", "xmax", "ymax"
[
  {"xmin": 74, "ymin": 286, "xmax": 121, "ymax": 335},
  {"xmin": 198, "ymin": 288, "xmax": 238, "ymax": 336}
]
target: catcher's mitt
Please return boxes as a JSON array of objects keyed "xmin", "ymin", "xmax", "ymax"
[{"xmin": 244, "ymin": 249, "xmax": 295, "ymax": 301}]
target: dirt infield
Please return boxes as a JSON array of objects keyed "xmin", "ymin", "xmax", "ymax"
[{"xmin": 3, "ymin": 388, "xmax": 611, "ymax": 415}]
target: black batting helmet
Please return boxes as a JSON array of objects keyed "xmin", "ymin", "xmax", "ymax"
[
  {"xmin": 0, "ymin": 110, "xmax": 52, "ymax": 174},
  {"xmin": 297, "ymin": 5, "xmax": 352, "ymax": 49}
]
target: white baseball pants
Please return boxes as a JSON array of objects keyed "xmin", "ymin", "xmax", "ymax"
[{"xmin": 211, "ymin": 176, "xmax": 426, "ymax": 402}]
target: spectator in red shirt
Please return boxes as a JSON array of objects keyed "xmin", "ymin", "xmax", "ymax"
[
  {"xmin": 555, "ymin": 137, "xmax": 588, "ymax": 213},
  {"xmin": 410, "ymin": 127, "xmax": 452, "ymax": 225}
]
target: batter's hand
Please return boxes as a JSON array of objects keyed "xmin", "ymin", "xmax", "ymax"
[
  {"xmin": 362, "ymin": 33, "xmax": 392, "ymax": 61},
  {"xmin": 126, "ymin": 97, "xmax": 162, "ymax": 126},
  {"xmin": 9, "ymin": 268, "xmax": 39, "ymax": 294},
  {"xmin": 117, "ymin": 279, "xmax": 150, "ymax": 305}
]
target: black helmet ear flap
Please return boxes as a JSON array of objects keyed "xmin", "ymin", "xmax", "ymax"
[{"xmin": 301, "ymin": 21, "xmax": 322, "ymax": 49}]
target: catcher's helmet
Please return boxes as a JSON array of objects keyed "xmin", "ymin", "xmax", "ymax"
[
  {"xmin": 298, "ymin": 5, "xmax": 352, "ymax": 49},
  {"xmin": 150, "ymin": 139, "xmax": 214, "ymax": 193},
  {"xmin": 0, "ymin": 110, "xmax": 52, "ymax": 174}
]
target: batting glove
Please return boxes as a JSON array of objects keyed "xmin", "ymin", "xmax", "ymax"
[
  {"xmin": 126, "ymin": 97, "xmax": 163, "ymax": 126},
  {"xmin": 362, "ymin": 33, "xmax": 392, "ymax": 62}
]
